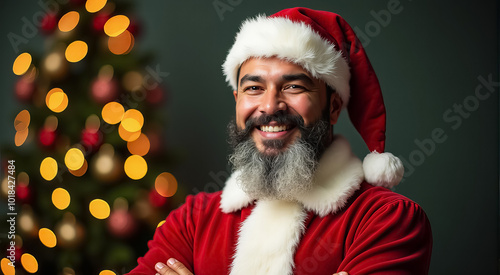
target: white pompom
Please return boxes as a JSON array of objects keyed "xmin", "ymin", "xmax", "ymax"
[{"xmin": 363, "ymin": 151, "xmax": 404, "ymax": 188}]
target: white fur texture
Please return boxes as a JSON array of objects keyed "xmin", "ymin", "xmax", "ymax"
[
  {"xmin": 222, "ymin": 15, "xmax": 351, "ymax": 108},
  {"xmin": 220, "ymin": 171, "xmax": 253, "ymax": 213},
  {"xmin": 296, "ymin": 135, "xmax": 364, "ymax": 217},
  {"xmin": 363, "ymin": 151, "xmax": 404, "ymax": 188},
  {"xmin": 230, "ymin": 200, "xmax": 307, "ymax": 275},
  {"xmin": 220, "ymin": 135, "xmax": 367, "ymax": 273},
  {"xmin": 220, "ymin": 135, "xmax": 364, "ymax": 216}
]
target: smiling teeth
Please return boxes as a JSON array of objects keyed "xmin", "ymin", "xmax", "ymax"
[{"xmin": 260, "ymin": 125, "xmax": 288, "ymax": 132}]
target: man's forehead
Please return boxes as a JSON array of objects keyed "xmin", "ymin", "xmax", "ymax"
[{"xmin": 238, "ymin": 57, "xmax": 318, "ymax": 82}]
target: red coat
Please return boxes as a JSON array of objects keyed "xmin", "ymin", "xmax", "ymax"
[{"xmin": 127, "ymin": 136, "xmax": 432, "ymax": 275}]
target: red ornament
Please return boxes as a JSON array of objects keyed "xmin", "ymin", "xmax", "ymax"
[
  {"xmin": 90, "ymin": 77, "xmax": 119, "ymax": 104},
  {"xmin": 81, "ymin": 129, "xmax": 102, "ymax": 152},
  {"xmin": 40, "ymin": 13, "xmax": 58, "ymax": 34},
  {"xmin": 15, "ymin": 75, "xmax": 36, "ymax": 103},
  {"xmin": 14, "ymin": 247, "xmax": 23, "ymax": 262},
  {"xmin": 149, "ymin": 189, "xmax": 167, "ymax": 208},
  {"xmin": 92, "ymin": 12, "xmax": 111, "ymax": 32},
  {"xmin": 146, "ymin": 85, "xmax": 166, "ymax": 106},
  {"xmin": 38, "ymin": 128, "xmax": 56, "ymax": 147},
  {"xmin": 16, "ymin": 184, "xmax": 31, "ymax": 202},
  {"xmin": 107, "ymin": 209, "xmax": 137, "ymax": 238}
]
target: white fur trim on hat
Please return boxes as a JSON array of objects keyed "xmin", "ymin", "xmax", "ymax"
[
  {"xmin": 222, "ymin": 15, "xmax": 351, "ymax": 108},
  {"xmin": 363, "ymin": 151, "xmax": 404, "ymax": 188}
]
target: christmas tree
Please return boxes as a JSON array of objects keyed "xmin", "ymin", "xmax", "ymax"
[{"xmin": 1, "ymin": 0, "xmax": 182, "ymax": 274}]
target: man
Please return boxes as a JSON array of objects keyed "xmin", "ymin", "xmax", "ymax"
[{"xmin": 127, "ymin": 7, "xmax": 432, "ymax": 275}]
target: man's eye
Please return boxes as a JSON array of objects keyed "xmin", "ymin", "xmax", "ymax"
[
  {"xmin": 244, "ymin": 86, "xmax": 262, "ymax": 93},
  {"xmin": 284, "ymin": 85, "xmax": 306, "ymax": 92}
]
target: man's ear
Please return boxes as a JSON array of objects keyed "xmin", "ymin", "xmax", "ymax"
[
  {"xmin": 329, "ymin": 93, "xmax": 343, "ymax": 125},
  {"xmin": 233, "ymin": 90, "xmax": 238, "ymax": 102}
]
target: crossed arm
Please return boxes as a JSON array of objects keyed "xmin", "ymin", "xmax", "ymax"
[{"xmin": 153, "ymin": 259, "xmax": 348, "ymax": 275}]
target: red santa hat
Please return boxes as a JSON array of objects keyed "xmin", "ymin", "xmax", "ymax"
[{"xmin": 222, "ymin": 7, "xmax": 404, "ymax": 188}]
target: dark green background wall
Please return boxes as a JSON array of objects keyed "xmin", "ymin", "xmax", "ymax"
[{"xmin": 1, "ymin": 1, "xmax": 498, "ymax": 273}]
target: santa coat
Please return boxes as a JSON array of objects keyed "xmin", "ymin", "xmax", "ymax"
[{"xmin": 127, "ymin": 136, "xmax": 432, "ymax": 275}]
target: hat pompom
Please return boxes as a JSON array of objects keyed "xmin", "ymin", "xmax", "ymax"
[{"xmin": 362, "ymin": 151, "xmax": 404, "ymax": 188}]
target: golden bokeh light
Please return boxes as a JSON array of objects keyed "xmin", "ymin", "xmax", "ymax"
[
  {"xmin": 1, "ymin": 258, "xmax": 15, "ymax": 275},
  {"xmin": 63, "ymin": 267, "xmax": 76, "ymax": 275},
  {"xmin": 39, "ymin": 228, "xmax": 57, "ymax": 248},
  {"xmin": 59, "ymin": 222, "xmax": 76, "ymax": 241},
  {"xmin": 46, "ymin": 88, "xmax": 69, "ymax": 113},
  {"xmin": 104, "ymin": 15, "xmax": 130, "ymax": 37},
  {"xmin": 99, "ymin": 270, "xmax": 116, "ymax": 275},
  {"xmin": 18, "ymin": 172, "xmax": 29, "ymax": 185},
  {"xmin": 1, "ymin": 177, "xmax": 8, "ymax": 196},
  {"xmin": 118, "ymin": 123, "xmax": 141, "ymax": 142},
  {"xmin": 127, "ymin": 133, "xmax": 150, "ymax": 156},
  {"xmin": 69, "ymin": 159, "xmax": 88, "ymax": 177},
  {"xmin": 122, "ymin": 71, "xmax": 143, "ymax": 91},
  {"xmin": 94, "ymin": 153, "xmax": 115, "ymax": 177},
  {"xmin": 15, "ymin": 127, "xmax": 29, "ymax": 147},
  {"xmin": 155, "ymin": 172, "xmax": 178, "ymax": 197},
  {"xmin": 48, "ymin": 90, "xmax": 65, "ymax": 109},
  {"xmin": 14, "ymin": 109, "xmax": 30, "ymax": 132},
  {"xmin": 40, "ymin": 157, "xmax": 58, "ymax": 181},
  {"xmin": 124, "ymin": 155, "xmax": 147, "ymax": 180},
  {"xmin": 19, "ymin": 206, "xmax": 37, "ymax": 234},
  {"xmin": 121, "ymin": 109, "xmax": 144, "ymax": 132},
  {"xmin": 13, "ymin": 52, "xmax": 32, "ymax": 76},
  {"xmin": 108, "ymin": 30, "xmax": 134, "ymax": 55},
  {"xmin": 102, "ymin": 102, "xmax": 124, "ymax": 124},
  {"xmin": 89, "ymin": 199, "xmax": 111, "ymax": 219},
  {"xmin": 56, "ymin": 213, "xmax": 79, "ymax": 244},
  {"xmin": 157, "ymin": 220, "xmax": 166, "ymax": 228},
  {"xmin": 65, "ymin": 40, "xmax": 88, "ymax": 63},
  {"xmin": 85, "ymin": 0, "xmax": 107, "ymax": 13},
  {"xmin": 99, "ymin": 64, "xmax": 114, "ymax": 79},
  {"xmin": 21, "ymin": 253, "xmax": 38, "ymax": 273},
  {"xmin": 52, "ymin": 188, "xmax": 71, "ymax": 210},
  {"xmin": 45, "ymin": 51, "xmax": 65, "ymax": 74},
  {"xmin": 65, "ymin": 148, "xmax": 85, "ymax": 171},
  {"xmin": 59, "ymin": 11, "xmax": 80, "ymax": 32},
  {"xmin": 1, "ymin": 177, "xmax": 9, "ymax": 196}
]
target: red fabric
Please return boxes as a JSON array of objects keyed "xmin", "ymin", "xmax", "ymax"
[
  {"xmin": 126, "ymin": 182, "xmax": 432, "ymax": 275},
  {"xmin": 270, "ymin": 8, "xmax": 387, "ymax": 153}
]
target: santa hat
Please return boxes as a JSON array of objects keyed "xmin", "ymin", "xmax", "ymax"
[{"xmin": 222, "ymin": 7, "xmax": 404, "ymax": 188}]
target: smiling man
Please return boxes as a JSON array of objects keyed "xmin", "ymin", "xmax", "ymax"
[{"xmin": 127, "ymin": 7, "xmax": 432, "ymax": 275}]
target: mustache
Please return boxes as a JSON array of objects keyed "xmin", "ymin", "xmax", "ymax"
[{"xmin": 227, "ymin": 111, "xmax": 305, "ymax": 146}]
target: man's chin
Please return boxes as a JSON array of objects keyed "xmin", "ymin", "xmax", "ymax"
[
  {"xmin": 258, "ymin": 147, "xmax": 283, "ymax": 157},
  {"xmin": 256, "ymin": 140, "xmax": 290, "ymax": 156}
]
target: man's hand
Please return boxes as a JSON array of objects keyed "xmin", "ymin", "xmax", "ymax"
[
  {"xmin": 153, "ymin": 258, "xmax": 347, "ymax": 275},
  {"xmin": 155, "ymin": 258, "xmax": 193, "ymax": 275}
]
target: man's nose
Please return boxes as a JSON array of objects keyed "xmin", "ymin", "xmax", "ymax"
[{"xmin": 258, "ymin": 87, "xmax": 287, "ymax": 114}]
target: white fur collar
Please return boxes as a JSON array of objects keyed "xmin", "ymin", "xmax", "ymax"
[
  {"xmin": 220, "ymin": 135, "xmax": 364, "ymax": 216},
  {"xmin": 229, "ymin": 200, "xmax": 307, "ymax": 275}
]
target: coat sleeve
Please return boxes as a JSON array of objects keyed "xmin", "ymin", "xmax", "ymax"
[
  {"xmin": 338, "ymin": 199, "xmax": 433, "ymax": 275},
  {"xmin": 125, "ymin": 195, "xmax": 199, "ymax": 275}
]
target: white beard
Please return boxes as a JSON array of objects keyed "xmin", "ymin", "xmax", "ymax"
[
  {"xmin": 229, "ymin": 137, "xmax": 318, "ymax": 201},
  {"xmin": 228, "ymin": 117, "xmax": 331, "ymax": 201}
]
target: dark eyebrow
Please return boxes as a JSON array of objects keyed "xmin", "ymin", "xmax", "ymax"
[
  {"xmin": 239, "ymin": 74, "xmax": 263, "ymax": 87},
  {"xmin": 282, "ymin": 73, "xmax": 314, "ymax": 86}
]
